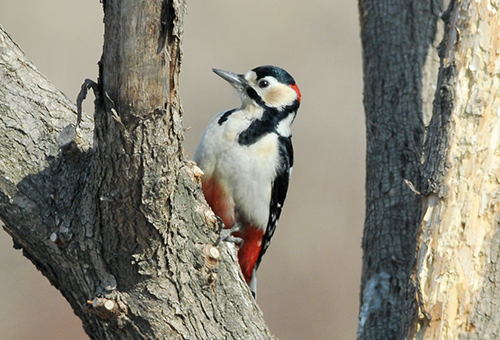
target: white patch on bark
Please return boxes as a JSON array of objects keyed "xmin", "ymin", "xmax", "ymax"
[{"xmin": 357, "ymin": 271, "xmax": 392, "ymax": 338}]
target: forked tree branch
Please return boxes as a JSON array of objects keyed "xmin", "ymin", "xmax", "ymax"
[{"xmin": 0, "ymin": 1, "xmax": 275, "ymax": 339}]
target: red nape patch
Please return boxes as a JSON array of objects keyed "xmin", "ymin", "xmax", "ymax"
[
  {"xmin": 289, "ymin": 83, "xmax": 301, "ymax": 103},
  {"xmin": 233, "ymin": 225, "xmax": 265, "ymax": 283},
  {"xmin": 202, "ymin": 176, "xmax": 234, "ymax": 229}
]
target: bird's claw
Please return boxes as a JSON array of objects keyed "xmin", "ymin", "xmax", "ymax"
[{"xmin": 213, "ymin": 217, "xmax": 244, "ymax": 247}]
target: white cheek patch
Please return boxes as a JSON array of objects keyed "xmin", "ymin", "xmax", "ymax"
[{"xmin": 262, "ymin": 84, "xmax": 297, "ymax": 107}]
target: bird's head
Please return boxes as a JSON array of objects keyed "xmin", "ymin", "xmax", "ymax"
[{"xmin": 213, "ymin": 65, "xmax": 301, "ymax": 110}]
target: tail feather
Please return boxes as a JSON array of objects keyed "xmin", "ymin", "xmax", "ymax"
[{"xmin": 249, "ymin": 268, "xmax": 258, "ymax": 299}]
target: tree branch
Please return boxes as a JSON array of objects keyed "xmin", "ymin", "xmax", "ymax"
[{"xmin": 0, "ymin": 0, "xmax": 276, "ymax": 338}]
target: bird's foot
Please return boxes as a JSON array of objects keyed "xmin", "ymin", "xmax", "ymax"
[{"xmin": 213, "ymin": 217, "xmax": 243, "ymax": 247}]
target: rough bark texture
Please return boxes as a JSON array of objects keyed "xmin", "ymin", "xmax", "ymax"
[
  {"xmin": 357, "ymin": 0, "xmax": 442, "ymax": 339},
  {"xmin": 0, "ymin": 1, "xmax": 275, "ymax": 339},
  {"xmin": 416, "ymin": 0, "xmax": 500, "ymax": 338},
  {"xmin": 359, "ymin": 0, "xmax": 500, "ymax": 338}
]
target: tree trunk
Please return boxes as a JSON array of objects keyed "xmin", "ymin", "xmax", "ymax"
[
  {"xmin": 358, "ymin": 0, "xmax": 500, "ymax": 338},
  {"xmin": 416, "ymin": 0, "xmax": 500, "ymax": 338},
  {"xmin": 0, "ymin": 1, "xmax": 274, "ymax": 339},
  {"xmin": 357, "ymin": 0, "xmax": 441, "ymax": 338}
]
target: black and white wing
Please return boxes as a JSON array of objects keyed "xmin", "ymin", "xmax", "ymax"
[{"xmin": 255, "ymin": 135, "xmax": 294, "ymax": 269}]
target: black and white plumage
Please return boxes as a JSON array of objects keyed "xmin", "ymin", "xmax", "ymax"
[{"xmin": 193, "ymin": 65, "xmax": 301, "ymax": 296}]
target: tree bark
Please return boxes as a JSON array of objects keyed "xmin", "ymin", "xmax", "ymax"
[
  {"xmin": 359, "ymin": 0, "xmax": 500, "ymax": 338},
  {"xmin": 416, "ymin": 0, "xmax": 500, "ymax": 338},
  {"xmin": 0, "ymin": 1, "xmax": 275, "ymax": 339},
  {"xmin": 357, "ymin": 0, "xmax": 442, "ymax": 338}
]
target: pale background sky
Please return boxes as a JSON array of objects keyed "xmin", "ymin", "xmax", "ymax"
[{"xmin": 0, "ymin": 1, "xmax": 364, "ymax": 339}]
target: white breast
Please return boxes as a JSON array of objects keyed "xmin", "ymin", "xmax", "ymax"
[{"xmin": 193, "ymin": 109, "xmax": 279, "ymax": 230}]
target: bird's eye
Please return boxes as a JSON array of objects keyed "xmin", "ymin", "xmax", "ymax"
[{"xmin": 258, "ymin": 80, "xmax": 269, "ymax": 88}]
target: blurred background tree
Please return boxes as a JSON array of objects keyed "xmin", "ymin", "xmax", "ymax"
[{"xmin": 358, "ymin": 0, "xmax": 500, "ymax": 339}]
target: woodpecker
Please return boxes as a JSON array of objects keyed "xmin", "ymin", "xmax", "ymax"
[{"xmin": 193, "ymin": 65, "xmax": 301, "ymax": 297}]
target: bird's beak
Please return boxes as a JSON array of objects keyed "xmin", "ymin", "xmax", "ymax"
[{"xmin": 212, "ymin": 68, "xmax": 247, "ymax": 90}]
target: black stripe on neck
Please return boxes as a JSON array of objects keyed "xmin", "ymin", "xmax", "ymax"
[
  {"xmin": 238, "ymin": 106, "xmax": 296, "ymax": 146},
  {"xmin": 218, "ymin": 108, "xmax": 237, "ymax": 125},
  {"xmin": 246, "ymin": 87, "xmax": 265, "ymax": 106}
]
